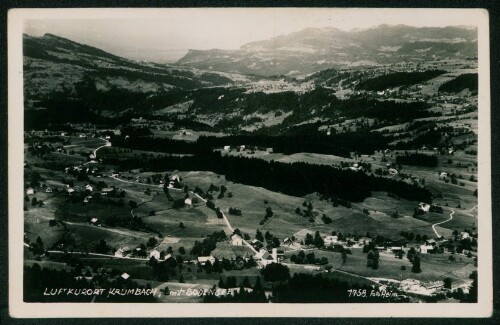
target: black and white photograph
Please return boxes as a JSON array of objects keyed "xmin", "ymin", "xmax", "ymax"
[{"xmin": 7, "ymin": 7, "xmax": 493, "ymax": 318}]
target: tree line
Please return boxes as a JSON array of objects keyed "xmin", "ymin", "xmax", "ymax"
[
  {"xmin": 438, "ymin": 73, "xmax": 477, "ymax": 93},
  {"xmin": 355, "ymin": 70, "xmax": 446, "ymax": 91},
  {"xmin": 112, "ymin": 131, "xmax": 389, "ymax": 157},
  {"xmin": 104, "ymin": 152, "xmax": 433, "ymax": 203}
]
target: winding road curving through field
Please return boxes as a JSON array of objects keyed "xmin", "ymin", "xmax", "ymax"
[
  {"xmin": 82, "ymin": 138, "xmax": 109, "ymax": 166},
  {"xmin": 93, "ymin": 138, "xmax": 109, "ymax": 158},
  {"xmin": 431, "ymin": 209, "xmax": 454, "ymax": 238}
]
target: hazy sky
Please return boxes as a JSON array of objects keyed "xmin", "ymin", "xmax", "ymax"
[{"xmin": 23, "ymin": 8, "xmax": 481, "ymax": 62}]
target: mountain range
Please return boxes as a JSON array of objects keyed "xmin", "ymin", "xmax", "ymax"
[
  {"xmin": 23, "ymin": 24, "xmax": 477, "ymax": 126},
  {"xmin": 177, "ymin": 25, "xmax": 477, "ymax": 76}
]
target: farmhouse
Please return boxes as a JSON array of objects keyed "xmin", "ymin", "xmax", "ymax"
[
  {"xmin": 420, "ymin": 245, "xmax": 435, "ymax": 254},
  {"xmin": 250, "ymin": 239, "xmax": 263, "ymax": 250},
  {"xmin": 26, "ymin": 187, "xmax": 35, "ymax": 195},
  {"xmin": 274, "ymin": 248, "xmax": 285, "ymax": 263},
  {"xmin": 85, "ymin": 184, "xmax": 93, "ymax": 192},
  {"xmin": 223, "ymin": 145, "xmax": 231, "ymax": 151},
  {"xmin": 425, "ymin": 239, "xmax": 437, "ymax": 246},
  {"xmin": 461, "ymin": 232, "xmax": 471, "ymax": 240},
  {"xmin": 418, "ymin": 202, "xmax": 431, "ymax": 213},
  {"xmin": 423, "ymin": 281, "xmax": 444, "ymax": 290},
  {"xmin": 283, "ymin": 237, "xmax": 293, "ymax": 245},
  {"xmin": 439, "ymin": 172, "xmax": 448, "ymax": 179},
  {"xmin": 115, "ymin": 246, "xmax": 132, "ymax": 257},
  {"xmin": 90, "ymin": 218, "xmax": 101, "ymax": 226},
  {"xmin": 44, "ymin": 187, "xmax": 53, "ymax": 193},
  {"xmin": 149, "ymin": 249, "xmax": 161, "ymax": 260},
  {"xmin": 67, "ymin": 188, "xmax": 75, "ymax": 195},
  {"xmin": 83, "ymin": 195, "xmax": 92, "ymax": 203},
  {"xmin": 358, "ymin": 237, "xmax": 372, "ymax": 246},
  {"xmin": 121, "ymin": 272, "xmax": 130, "ymax": 280},
  {"xmin": 184, "ymin": 198, "xmax": 193, "ymax": 207},
  {"xmin": 197, "ymin": 256, "xmax": 216, "ymax": 266},
  {"xmin": 101, "ymin": 188, "xmax": 114, "ymax": 195},
  {"xmin": 324, "ymin": 235, "xmax": 339, "ymax": 245},
  {"xmin": 255, "ymin": 249, "xmax": 276, "ymax": 267},
  {"xmin": 389, "ymin": 168, "xmax": 398, "ymax": 175},
  {"xmin": 134, "ymin": 247, "xmax": 144, "ymax": 255},
  {"xmin": 231, "ymin": 234, "xmax": 243, "ymax": 246}
]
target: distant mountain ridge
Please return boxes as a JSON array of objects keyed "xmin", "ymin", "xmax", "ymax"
[
  {"xmin": 23, "ymin": 33, "xmax": 240, "ymax": 102},
  {"xmin": 177, "ymin": 25, "xmax": 477, "ymax": 76}
]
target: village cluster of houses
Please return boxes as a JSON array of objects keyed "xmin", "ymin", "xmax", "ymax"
[
  {"xmin": 281, "ymin": 231, "xmax": 474, "ymax": 257},
  {"xmin": 222, "ymin": 145, "xmax": 273, "ymax": 154},
  {"xmin": 25, "ymin": 186, "xmax": 55, "ymax": 195},
  {"xmin": 113, "ymin": 245, "xmax": 226, "ymax": 269}
]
